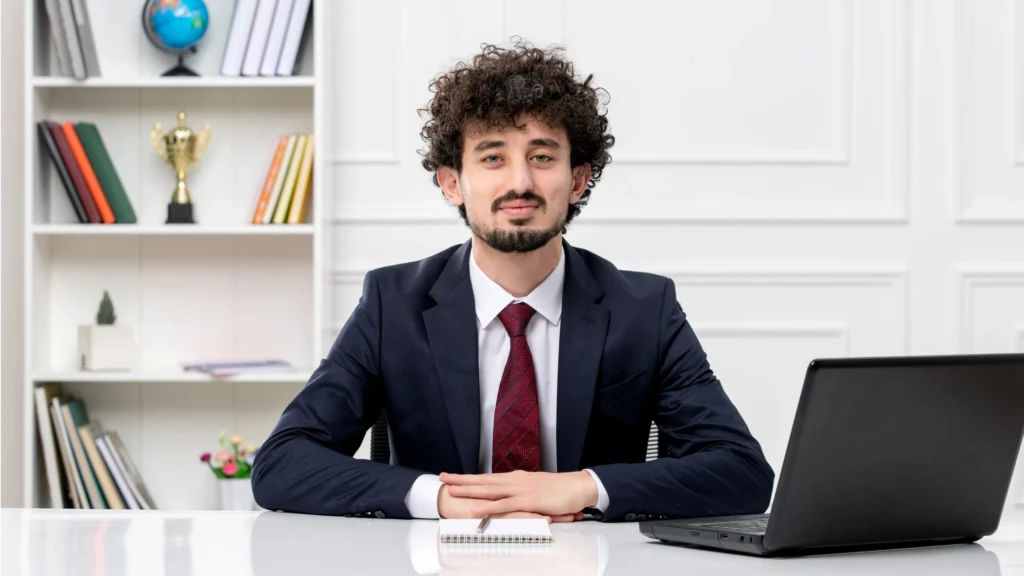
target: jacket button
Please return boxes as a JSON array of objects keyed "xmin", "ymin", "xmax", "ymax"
[
  {"xmin": 374, "ymin": 511, "xmax": 386, "ymax": 519},
  {"xmin": 625, "ymin": 513, "xmax": 636, "ymax": 521}
]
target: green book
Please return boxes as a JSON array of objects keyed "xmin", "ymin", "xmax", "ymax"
[
  {"xmin": 62, "ymin": 398, "xmax": 108, "ymax": 509},
  {"xmin": 74, "ymin": 123, "xmax": 137, "ymax": 223}
]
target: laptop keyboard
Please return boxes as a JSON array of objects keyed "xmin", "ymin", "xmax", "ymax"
[{"xmin": 668, "ymin": 514, "xmax": 770, "ymax": 534}]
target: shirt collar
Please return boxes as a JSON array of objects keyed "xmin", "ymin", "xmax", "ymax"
[{"xmin": 468, "ymin": 244, "xmax": 565, "ymax": 328}]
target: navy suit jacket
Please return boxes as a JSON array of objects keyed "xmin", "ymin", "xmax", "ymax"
[{"xmin": 251, "ymin": 239, "xmax": 774, "ymax": 521}]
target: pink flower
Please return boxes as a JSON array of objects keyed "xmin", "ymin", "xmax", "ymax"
[
  {"xmin": 200, "ymin": 452, "xmax": 211, "ymax": 463},
  {"xmin": 216, "ymin": 450, "xmax": 233, "ymax": 463},
  {"xmin": 222, "ymin": 461, "xmax": 238, "ymax": 476}
]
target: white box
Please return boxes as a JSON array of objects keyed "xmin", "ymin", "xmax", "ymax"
[{"xmin": 78, "ymin": 324, "xmax": 135, "ymax": 371}]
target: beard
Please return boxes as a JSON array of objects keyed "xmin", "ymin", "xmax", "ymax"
[{"xmin": 466, "ymin": 190, "xmax": 566, "ymax": 253}]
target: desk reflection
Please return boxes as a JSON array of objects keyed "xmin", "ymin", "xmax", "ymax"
[
  {"xmin": 4, "ymin": 508, "xmax": 1008, "ymax": 576},
  {"xmin": 250, "ymin": 512, "xmax": 608, "ymax": 576},
  {"xmin": 405, "ymin": 519, "xmax": 608, "ymax": 575}
]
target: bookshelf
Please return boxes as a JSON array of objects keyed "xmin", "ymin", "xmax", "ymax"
[{"xmin": 22, "ymin": 0, "xmax": 328, "ymax": 511}]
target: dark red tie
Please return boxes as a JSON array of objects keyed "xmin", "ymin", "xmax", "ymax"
[{"xmin": 491, "ymin": 302, "xmax": 542, "ymax": 473}]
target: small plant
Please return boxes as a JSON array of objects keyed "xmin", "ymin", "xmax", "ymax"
[
  {"xmin": 96, "ymin": 291, "xmax": 116, "ymax": 325},
  {"xmin": 200, "ymin": 430, "xmax": 259, "ymax": 479}
]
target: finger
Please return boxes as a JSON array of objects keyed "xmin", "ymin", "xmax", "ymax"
[
  {"xmin": 550, "ymin": 514, "xmax": 576, "ymax": 523},
  {"xmin": 470, "ymin": 498, "xmax": 526, "ymax": 517},
  {"xmin": 575, "ymin": 511, "xmax": 584, "ymax": 521},
  {"xmin": 492, "ymin": 511, "xmax": 551, "ymax": 522},
  {"xmin": 446, "ymin": 485, "xmax": 515, "ymax": 500},
  {"xmin": 440, "ymin": 472, "xmax": 501, "ymax": 486}
]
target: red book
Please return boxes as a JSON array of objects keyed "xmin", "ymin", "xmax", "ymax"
[{"xmin": 49, "ymin": 123, "xmax": 101, "ymax": 223}]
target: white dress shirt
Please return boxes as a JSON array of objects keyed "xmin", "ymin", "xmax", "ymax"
[{"xmin": 403, "ymin": 245, "xmax": 610, "ymax": 518}]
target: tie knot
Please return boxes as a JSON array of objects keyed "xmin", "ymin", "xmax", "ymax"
[{"xmin": 498, "ymin": 302, "xmax": 536, "ymax": 337}]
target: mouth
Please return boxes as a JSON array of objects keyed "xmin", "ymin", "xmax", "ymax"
[{"xmin": 498, "ymin": 201, "xmax": 540, "ymax": 218}]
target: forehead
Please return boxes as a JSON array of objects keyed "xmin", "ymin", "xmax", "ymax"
[{"xmin": 463, "ymin": 116, "xmax": 567, "ymax": 145}]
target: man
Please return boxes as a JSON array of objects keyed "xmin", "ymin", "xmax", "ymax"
[{"xmin": 252, "ymin": 39, "xmax": 773, "ymax": 522}]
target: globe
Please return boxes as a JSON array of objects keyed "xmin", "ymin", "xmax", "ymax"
[{"xmin": 142, "ymin": 0, "xmax": 210, "ymax": 76}]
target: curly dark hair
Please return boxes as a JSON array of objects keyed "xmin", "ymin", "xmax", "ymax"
[{"xmin": 418, "ymin": 38, "xmax": 614, "ymax": 229}]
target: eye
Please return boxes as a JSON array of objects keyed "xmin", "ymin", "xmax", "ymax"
[
  {"xmin": 533, "ymin": 155, "xmax": 553, "ymax": 163},
  {"xmin": 482, "ymin": 155, "xmax": 502, "ymax": 163}
]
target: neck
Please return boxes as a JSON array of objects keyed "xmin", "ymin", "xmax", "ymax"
[{"xmin": 471, "ymin": 235, "xmax": 562, "ymax": 298}]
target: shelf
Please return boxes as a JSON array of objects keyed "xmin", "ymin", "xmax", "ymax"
[
  {"xmin": 32, "ymin": 369, "xmax": 312, "ymax": 384},
  {"xmin": 32, "ymin": 224, "xmax": 314, "ymax": 236},
  {"xmin": 32, "ymin": 76, "xmax": 316, "ymax": 89}
]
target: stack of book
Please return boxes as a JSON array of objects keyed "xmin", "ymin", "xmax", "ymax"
[
  {"xmin": 251, "ymin": 134, "xmax": 314, "ymax": 224},
  {"xmin": 34, "ymin": 383, "xmax": 157, "ymax": 510},
  {"xmin": 40, "ymin": 0, "xmax": 101, "ymax": 79},
  {"xmin": 221, "ymin": 0, "xmax": 313, "ymax": 77},
  {"xmin": 37, "ymin": 120, "xmax": 137, "ymax": 224}
]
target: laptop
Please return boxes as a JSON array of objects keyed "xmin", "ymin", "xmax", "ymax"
[{"xmin": 639, "ymin": 353, "xmax": 1024, "ymax": 557}]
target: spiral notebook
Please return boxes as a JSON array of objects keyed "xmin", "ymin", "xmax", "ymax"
[{"xmin": 438, "ymin": 518, "xmax": 553, "ymax": 544}]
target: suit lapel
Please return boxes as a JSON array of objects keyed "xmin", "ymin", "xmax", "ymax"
[
  {"xmin": 556, "ymin": 243, "xmax": 609, "ymax": 472},
  {"xmin": 423, "ymin": 241, "xmax": 481, "ymax": 474}
]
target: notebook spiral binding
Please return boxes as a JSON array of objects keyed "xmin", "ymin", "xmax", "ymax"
[{"xmin": 438, "ymin": 533, "xmax": 553, "ymax": 544}]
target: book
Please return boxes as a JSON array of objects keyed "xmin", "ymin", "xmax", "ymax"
[
  {"xmin": 48, "ymin": 123, "xmax": 101, "ymax": 223},
  {"xmin": 252, "ymin": 135, "xmax": 290, "ymax": 223},
  {"xmin": 272, "ymin": 134, "xmax": 307, "ymax": 223},
  {"xmin": 437, "ymin": 519, "xmax": 553, "ymax": 544},
  {"xmin": 275, "ymin": 0, "xmax": 311, "ymax": 76},
  {"xmin": 33, "ymin": 383, "xmax": 68, "ymax": 508},
  {"xmin": 259, "ymin": 0, "xmax": 295, "ymax": 76},
  {"xmin": 50, "ymin": 396, "xmax": 86, "ymax": 508},
  {"xmin": 38, "ymin": 121, "xmax": 87, "ymax": 223},
  {"xmin": 60, "ymin": 122, "xmax": 114, "ymax": 224},
  {"xmin": 74, "ymin": 123, "xmax": 136, "ymax": 223},
  {"xmin": 77, "ymin": 422, "xmax": 125, "ymax": 509},
  {"xmin": 60, "ymin": 398, "xmax": 108, "ymax": 508}
]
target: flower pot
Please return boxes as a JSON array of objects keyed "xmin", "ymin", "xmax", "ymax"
[
  {"xmin": 218, "ymin": 478, "xmax": 255, "ymax": 511},
  {"xmin": 78, "ymin": 324, "xmax": 134, "ymax": 371}
]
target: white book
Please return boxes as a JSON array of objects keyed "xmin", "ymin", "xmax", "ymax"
[
  {"xmin": 259, "ymin": 0, "xmax": 295, "ymax": 76},
  {"xmin": 241, "ymin": 0, "xmax": 279, "ymax": 76},
  {"xmin": 275, "ymin": 0, "xmax": 310, "ymax": 76},
  {"xmin": 220, "ymin": 0, "xmax": 260, "ymax": 76}
]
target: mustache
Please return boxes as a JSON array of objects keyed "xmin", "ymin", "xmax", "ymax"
[{"xmin": 491, "ymin": 191, "xmax": 546, "ymax": 213}]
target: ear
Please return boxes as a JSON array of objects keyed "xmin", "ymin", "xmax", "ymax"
[
  {"xmin": 437, "ymin": 166, "xmax": 464, "ymax": 206},
  {"xmin": 569, "ymin": 163, "xmax": 592, "ymax": 204}
]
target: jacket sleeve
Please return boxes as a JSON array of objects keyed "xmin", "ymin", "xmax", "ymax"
[
  {"xmin": 587, "ymin": 278, "xmax": 775, "ymax": 522},
  {"xmin": 251, "ymin": 270, "xmax": 424, "ymax": 518}
]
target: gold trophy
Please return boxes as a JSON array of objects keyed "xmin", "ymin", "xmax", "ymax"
[{"xmin": 151, "ymin": 111, "xmax": 211, "ymax": 224}]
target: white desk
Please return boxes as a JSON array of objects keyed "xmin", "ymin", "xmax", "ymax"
[{"xmin": 3, "ymin": 508, "xmax": 1024, "ymax": 575}]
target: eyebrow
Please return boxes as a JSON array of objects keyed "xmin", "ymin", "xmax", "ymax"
[{"xmin": 472, "ymin": 138, "xmax": 562, "ymax": 152}]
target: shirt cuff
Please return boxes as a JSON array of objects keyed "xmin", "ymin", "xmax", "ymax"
[
  {"xmin": 584, "ymin": 469, "xmax": 610, "ymax": 512},
  {"xmin": 404, "ymin": 474, "xmax": 444, "ymax": 519}
]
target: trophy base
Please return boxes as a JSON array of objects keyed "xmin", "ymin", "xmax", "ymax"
[
  {"xmin": 162, "ymin": 55, "xmax": 199, "ymax": 77},
  {"xmin": 166, "ymin": 203, "xmax": 194, "ymax": 224}
]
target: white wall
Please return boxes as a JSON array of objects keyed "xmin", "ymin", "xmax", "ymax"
[{"xmin": 323, "ymin": 0, "xmax": 1024, "ymax": 509}]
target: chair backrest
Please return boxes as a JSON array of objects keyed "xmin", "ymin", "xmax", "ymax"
[{"xmin": 368, "ymin": 410, "xmax": 668, "ymax": 464}]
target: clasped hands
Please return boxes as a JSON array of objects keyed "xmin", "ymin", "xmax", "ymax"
[{"xmin": 437, "ymin": 470, "xmax": 598, "ymax": 523}]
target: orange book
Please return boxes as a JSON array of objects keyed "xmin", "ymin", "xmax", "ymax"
[
  {"xmin": 61, "ymin": 122, "xmax": 114, "ymax": 224},
  {"xmin": 252, "ymin": 136, "xmax": 289, "ymax": 223}
]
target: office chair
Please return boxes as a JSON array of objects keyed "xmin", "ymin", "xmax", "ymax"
[{"xmin": 369, "ymin": 409, "xmax": 668, "ymax": 464}]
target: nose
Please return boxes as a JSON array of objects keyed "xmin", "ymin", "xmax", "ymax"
[{"xmin": 505, "ymin": 157, "xmax": 533, "ymax": 195}]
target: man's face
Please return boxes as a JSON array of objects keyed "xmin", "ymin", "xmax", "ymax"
[{"xmin": 438, "ymin": 116, "xmax": 590, "ymax": 253}]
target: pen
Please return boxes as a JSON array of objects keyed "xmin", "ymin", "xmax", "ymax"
[{"xmin": 476, "ymin": 515, "xmax": 490, "ymax": 534}]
